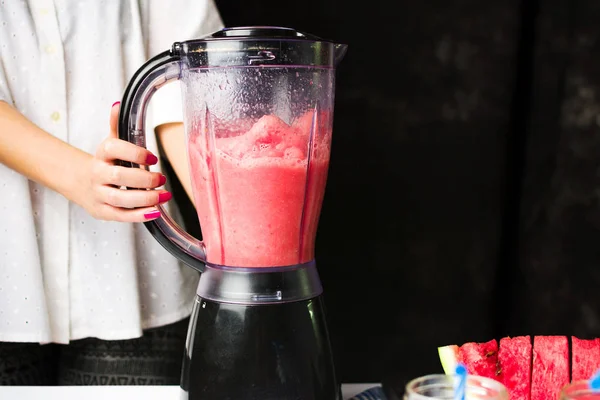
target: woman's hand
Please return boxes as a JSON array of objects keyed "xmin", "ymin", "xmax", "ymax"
[{"xmin": 75, "ymin": 102, "xmax": 171, "ymax": 222}]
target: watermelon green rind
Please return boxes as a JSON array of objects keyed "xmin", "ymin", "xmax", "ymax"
[{"xmin": 438, "ymin": 345, "xmax": 459, "ymax": 375}]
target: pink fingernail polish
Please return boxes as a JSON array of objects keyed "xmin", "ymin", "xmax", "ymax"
[
  {"xmin": 112, "ymin": 101, "xmax": 120, "ymax": 108},
  {"xmin": 158, "ymin": 175, "xmax": 167, "ymax": 186},
  {"xmin": 144, "ymin": 210, "xmax": 161, "ymax": 220},
  {"xmin": 158, "ymin": 192, "xmax": 172, "ymax": 203},
  {"xmin": 146, "ymin": 154, "xmax": 158, "ymax": 165}
]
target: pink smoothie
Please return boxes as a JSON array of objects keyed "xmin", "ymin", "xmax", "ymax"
[{"xmin": 187, "ymin": 111, "xmax": 332, "ymax": 267}]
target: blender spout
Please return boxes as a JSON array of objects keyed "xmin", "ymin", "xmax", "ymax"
[{"xmin": 334, "ymin": 43, "xmax": 348, "ymax": 66}]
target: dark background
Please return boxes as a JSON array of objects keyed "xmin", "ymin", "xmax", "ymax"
[{"xmin": 171, "ymin": 0, "xmax": 600, "ymax": 387}]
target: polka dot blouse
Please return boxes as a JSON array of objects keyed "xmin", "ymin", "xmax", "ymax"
[{"xmin": 0, "ymin": 0, "xmax": 223, "ymax": 344}]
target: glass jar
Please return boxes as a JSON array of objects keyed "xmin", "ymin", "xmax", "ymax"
[
  {"xmin": 403, "ymin": 374, "xmax": 508, "ymax": 400},
  {"xmin": 560, "ymin": 381, "xmax": 600, "ymax": 400}
]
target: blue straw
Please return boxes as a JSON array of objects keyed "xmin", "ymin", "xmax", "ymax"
[
  {"xmin": 455, "ymin": 364, "xmax": 467, "ymax": 400},
  {"xmin": 589, "ymin": 369, "xmax": 600, "ymax": 392}
]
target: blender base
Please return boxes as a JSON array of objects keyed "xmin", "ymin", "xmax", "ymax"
[{"xmin": 180, "ymin": 294, "xmax": 340, "ymax": 400}]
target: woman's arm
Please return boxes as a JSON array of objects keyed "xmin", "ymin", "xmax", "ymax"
[
  {"xmin": 0, "ymin": 101, "xmax": 170, "ymax": 222},
  {"xmin": 155, "ymin": 122, "xmax": 193, "ymax": 201},
  {"xmin": 0, "ymin": 101, "xmax": 92, "ymax": 203}
]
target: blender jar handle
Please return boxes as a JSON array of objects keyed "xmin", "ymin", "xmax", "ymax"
[{"xmin": 118, "ymin": 44, "xmax": 207, "ymax": 273}]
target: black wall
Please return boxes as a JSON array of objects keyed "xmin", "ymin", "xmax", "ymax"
[{"xmin": 169, "ymin": 0, "xmax": 600, "ymax": 386}]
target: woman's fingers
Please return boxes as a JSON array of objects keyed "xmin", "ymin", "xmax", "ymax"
[
  {"xmin": 103, "ymin": 165, "xmax": 166, "ymax": 189},
  {"xmin": 100, "ymin": 101, "xmax": 159, "ymax": 166},
  {"xmin": 97, "ymin": 204, "xmax": 162, "ymax": 223},
  {"xmin": 95, "ymin": 137, "xmax": 159, "ymax": 165},
  {"xmin": 109, "ymin": 101, "xmax": 120, "ymax": 137},
  {"xmin": 82, "ymin": 102, "xmax": 168, "ymax": 223},
  {"xmin": 98, "ymin": 186, "xmax": 172, "ymax": 209}
]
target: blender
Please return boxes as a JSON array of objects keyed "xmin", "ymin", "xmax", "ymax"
[{"xmin": 118, "ymin": 26, "xmax": 347, "ymax": 399}]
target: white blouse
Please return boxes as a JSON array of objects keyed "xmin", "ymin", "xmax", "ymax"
[{"xmin": 0, "ymin": 0, "xmax": 223, "ymax": 344}]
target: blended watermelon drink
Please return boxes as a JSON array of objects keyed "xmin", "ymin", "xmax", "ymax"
[{"xmin": 187, "ymin": 110, "xmax": 332, "ymax": 267}]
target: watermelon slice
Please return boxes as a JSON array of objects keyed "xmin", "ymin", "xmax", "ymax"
[
  {"xmin": 459, "ymin": 339, "xmax": 501, "ymax": 380},
  {"xmin": 571, "ymin": 337, "xmax": 600, "ymax": 381},
  {"xmin": 531, "ymin": 336, "xmax": 569, "ymax": 400},
  {"xmin": 498, "ymin": 336, "xmax": 532, "ymax": 400},
  {"xmin": 437, "ymin": 339, "xmax": 500, "ymax": 380}
]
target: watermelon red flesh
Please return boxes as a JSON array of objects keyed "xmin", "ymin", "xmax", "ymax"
[
  {"xmin": 571, "ymin": 337, "xmax": 600, "ymax": 381},
  {"xmin": 531, "ymin": 336, "xmax": 569, "ymax": 400},
  {"xmin": 458, "ymin": 339, "xmax": 501, "ymax": 381},
  {"xmin": 498, "ymin": 336, "xmax": 532, "ymax": 400}
]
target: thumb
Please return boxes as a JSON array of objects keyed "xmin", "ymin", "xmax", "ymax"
[{"xmin": 109, "ymin": 101, "xmax": 121, "ymax": 139}]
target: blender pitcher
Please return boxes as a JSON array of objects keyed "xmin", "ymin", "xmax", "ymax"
[{"xmin": 118, "ymin": 27, "xmax": 347, "ymax": 400}]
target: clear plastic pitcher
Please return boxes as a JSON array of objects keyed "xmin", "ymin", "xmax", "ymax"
[{"xmin": 118, "ymin": 27, "xmax": 347, "ymax": 270}]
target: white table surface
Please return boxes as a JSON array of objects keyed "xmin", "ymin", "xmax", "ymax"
[{"xmin": 0, "ymin": 383, "xmax": 380, "ymax": 399}]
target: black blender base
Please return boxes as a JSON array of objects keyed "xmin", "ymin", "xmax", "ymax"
[{"xmin": 180, "ymin": 295, "xmax": 340, "ymax": 400}]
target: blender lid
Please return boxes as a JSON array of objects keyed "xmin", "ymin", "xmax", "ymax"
[
  {"xmin": 176, "ymin": 26, "xmax": 346, "ymax": 67},
  {"xmin": 203, "ymin": 26, "xmax": 332, "ymax": 43}
]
